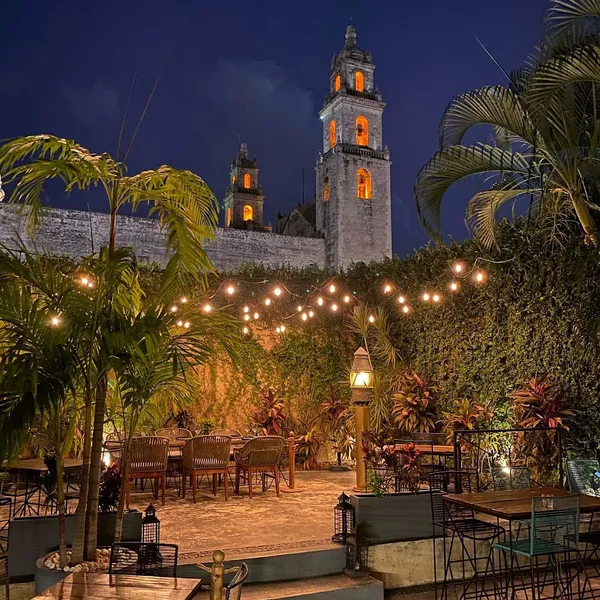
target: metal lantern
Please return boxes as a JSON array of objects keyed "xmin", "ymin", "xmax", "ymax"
[
  {"xmin": 345, "ymin": 533, "xmax": 369, "ymax": 575},
  {"xmin": 349, "ymin": 347, "xmax": 373, "ymax": 389},
  {"xmin": 332, "ymin": 492, "xmax": 355, "ymax": 544},
  {"xmin": 142, "ymin": 504, "xmax": 160, "ymax": 543}
]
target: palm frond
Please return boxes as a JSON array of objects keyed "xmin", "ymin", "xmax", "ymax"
[{"xmin": 546, "ymin": 0, "xmax": 600, "ymax": 40}]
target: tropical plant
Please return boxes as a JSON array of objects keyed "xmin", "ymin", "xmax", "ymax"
[
  {"xmin": 296, "ymin": 422, "xmax": 325, "ymax": 470},
  {"xmin": 321, "ymin": 393, "xmax": 354, "ymax": 466},
  {"xmin": 392, "ymin": 370, "xmax": 437, "ymax": 433},
  {"xmin": 252, "ymin": 389, "xmax": 287, "ymax": 435},
  {"xmin": 396, "ymin": 442, "xmax": 422, "ymax": 494},
  {"xmin": 442, "ymin": 398, "xmax": 493, "ymax": 448},
  {"xmin": 98, "ymin": 463, "xmax": 121, "ymax": 514},
  {"xmin": 361, "ymin": 430, "xmax": 400, "ymax": 496},
  {"xmin": 414, "ymin": 0, "xmax": 600, "ymax": 250}
]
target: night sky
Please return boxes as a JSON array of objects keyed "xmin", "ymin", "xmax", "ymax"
[{"xmin": 2, "ymin": 0, "xmax": 550, "ymax": 257}]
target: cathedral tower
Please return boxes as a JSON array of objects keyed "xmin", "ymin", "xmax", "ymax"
[
  {"xmin": 315, "ymin": 25, "xmax": 392, "ymax": 269},
  {"xmin": 223, "ymin": 142, "xmax": 267, "ymax": 230}
]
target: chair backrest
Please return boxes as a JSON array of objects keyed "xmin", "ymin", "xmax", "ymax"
[
  {"xmin": 429, "ymin": 470, "xmax": 478, "ymax": 525},
  {"xmin": 239, "ymin": 436, "xmax": 284, "ymax": 466},
  {"xmin": 129, "ymin": 437, "xmax": 169, "ymax": 473},
  {"xmin": 109, "ymin": 542, "xmax": 178, "ymax": 577},
  {"xmin": 567, "ymin": 459, "xmax": 600, "ymax": 495},
  {"xmin": 155, "ymin": 427, "xmax": 192, "ymax": 441},
  {"xmin": 530, "ymin": 494, "xmax": 580, "ymax": 556},
  {"xmin": 183, "ymin": 436, "xmax": 231, "ymax": 470},
  {"xmin": 492, "ymin": 466, "xmax": 531, "ymax": 491},
  {"xmin": 213, "ymin": 429, "xmax": 243, "ymax": 438},
  {"xmin": 226, "ymin": 562, "xmax": 249, "ymax": 600}
]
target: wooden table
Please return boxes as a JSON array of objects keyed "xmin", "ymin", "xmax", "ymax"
[
  {"xmin": 35, "ymin": 572, "xmax": 203, "ymax": 599},
  {"xmin": 1, "ymin": 458, "xmax": 82, "ymax": 473},
  {"xmin": 444, "ymin": 486, "xmax": 600, "ymax": 520}
]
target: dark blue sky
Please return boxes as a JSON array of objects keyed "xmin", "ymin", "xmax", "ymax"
[{"xmin": 1, "ymin": 0, "xmax": 550, "ymax": 256}]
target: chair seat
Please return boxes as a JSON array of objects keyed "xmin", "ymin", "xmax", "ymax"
[
  {"xmin": 576, "ymin": 531, "xmax": 600, "ymax": 545},
  {"xmin": 189, "ymin": 461, "xmax": 227, "ymax": 470},
  {"xmin": 438, "ymin": 518, "xmax": 503, "ymax": 540},
  {"xmin": 494, "ymin": 538, "xmax": 575, "ymax": 557}
]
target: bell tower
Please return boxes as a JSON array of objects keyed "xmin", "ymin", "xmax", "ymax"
[
  {"xmin": 315, "ymin": 25, "xmax": 392, "ymax": 269},
  {"xmin": 223, "ymin": 142, "xmax": 267, "ymax": 230}
]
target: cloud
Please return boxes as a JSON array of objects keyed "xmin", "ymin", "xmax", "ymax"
[{"xmin": 62, "ymin": 81, "xmax": 119, "ymax": 125}]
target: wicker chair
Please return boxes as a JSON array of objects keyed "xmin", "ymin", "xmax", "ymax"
[
  {"xmin": 155, "ymin": 427, "xmax": 193, "ymax": 441},
  {"xmin": 234, "ymin": 436, "xmax": 284, "ymax": 498},
  {"xmin": 125, "ymin": 437, "xmax": 169, "ymax": 508},
  {"xmin": 182, "ymin": 436, "xmax": 232, "ymax": 502}
]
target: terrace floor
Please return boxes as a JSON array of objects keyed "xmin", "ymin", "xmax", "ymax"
[{"xmin": 128, "ymin": 469, "xmax": 355, "ymax": 562}]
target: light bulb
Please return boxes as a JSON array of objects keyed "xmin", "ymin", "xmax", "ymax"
[
  {"xmin": 87, "ymin": 282, "xmax": 94, "ymax": 288},
  {"xmin": 80, "ymin": 277, "xmax": 88, "ymax": 286},
  {"xmin": 244, "ymin": 314, "xmax": 250, "ymax": 321},
  {"xmin": 180, "ymin": 297, "xmax": 188, "ymax": 303},
  {"xmin": 397, "ymin": 295, "xmax": 405, "ymax": 304},
  {"xmin": 226, "ymin": 285, "xmax": 235, "ymax": 295},
  {"xmin": 297, "ymin": 305, "xmax": 303, "ymax": 312},
  {"xmin": 280, "ymin": 325, "xmax": 286, "ymax": 332},
  {"xmin": 253, "ymin": 312, "xmax": 259, "ymax": 320},
  {"xmin": 433, "ymin": 294, "xmax": 440, "ymax": 303},
  {"xmin": 329, "ymin": 284, "xmax": 336, "ymax": 293},
  {"xmin": 343, "ymin": 295, "xmax": 351, "ymax": 303},
  {"xmin": 184, "ymin": 321, "xmax": 190, "ymax": 329},
  {"xmin": 276, "ymin": 327, "xmax": 281, "ymax": 333},
  {"xmin": 422, "ymin": 293, "xmax": 430, "ymax": 302},
  {"xmin": 177, "ymin": 320, "xmax": 183, "ymax": 327},
  {"xmin": 50, "ymin": 316, "xmax": 60, "ymax": 327},
  {"xmin": 170, "ymin": 305, "xmax": 178, "ymax": 313},
  {"xmin": 203, "ymin": 304, "xmax": 212, "ymax": 313},
  {"xmin": 450, "ymin": 281, "xmax": 458, "ymax": 291},
  {"xmin": 308, "ymin": 311, "xmax": 314, "ymax": 318},
  {"xmin": 243, "ymin": 326, "xmax": 249, "ymax": 335},
  {"xmin": 453, "ymin": 262, "xmax": 464, "ymax": 274},
  {"xmin": 265, "ymin": 298, "xmax": 272, "ymax": 306},
  {"xmin": 331, "ymin": 303, "xmax": 338, "ymax": 312},
  {"xmin": 402, "ymin": 305, "xmax": 410, "ymax": 314},
  {"xmin": 243, "ymin": 306, "xmax": 250, "ymax": 313},
  {"xmin": 317, "ymin": 297, "xmax": 324, "ymax": 306},
  {"xmin": 368, "ymin": 315, "xmax": 375, "ymax": 323},
  {"xmin": 273, "ymin": 287, "xmax": 282, "ymax": 296},
  {"xmin": 475, "ymin": 271, "xmax": 486, "ymax": 283},
  {"xmin": 384, "ymin": 284, "xmax": 392, "ymax": 294},
  {"xmin": 301, "ymin": 313, "xmax": 308, "ymax": 321}
]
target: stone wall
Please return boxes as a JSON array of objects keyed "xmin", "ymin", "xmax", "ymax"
[{"xmin": 0, "ymin": 205, "xmax": 326, "ymax": 272}]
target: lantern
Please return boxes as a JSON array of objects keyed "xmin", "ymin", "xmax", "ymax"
[
  {"xmin": 349, "ymin": 347, "xmax": 373, "ymax": 389},
  {"xmin": 332, "ymin": 492, "xmax": 355, "ymax": 544},
  {"xmin": 345, "ymin": 533, "xmax": 369, "ymax": 575},
  {"xmin": 142, "ymin": 504, "xmax": 160, "ymax": 543}
]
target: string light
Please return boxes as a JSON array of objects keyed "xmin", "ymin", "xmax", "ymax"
[
  {"xmin": 177, "ymin": 320, "xmax": 183, "ymax": 327},
  {"xmin": 383, "ymin": 284, "xmax": 392, "ymax": 294},
  {"xmin": 280, "ymin": 325, "xmax": 286, "ymax": 332},
  {"xmin": 50, "ymin": 315, "xmax": 61, "ymax": 327},
  {"xmin": 203, "ymin": 304, "xmax": 212, "ymax": 313},
  {"xmin": 331, "ymin": 303, "xmax": 338, "ymax": 312},
  {"xmin": 253, "ymin": 312, "xmax": 260, "ymax": 320},
  {"xmin": 449, "ymin": 281, "xmax": 459, "ymax": 292},
  {"xmin": 453, "ymin": 262, "xmax": 464, "ymax": 274},
  {"xmin": 243, "ymin": 306, "xmax": 250, "ymax": 313},
  {"xmin": 276, "ymin": 327, "xmax": 281, "ymax": 333},
  {"xmin": 402, "ymin": 305, "xmax": 410, "ymax": 314},
  {"xmin": 343, "ymin": 295, "xmax": 351, "ymax": 303},
  {"xmin": 308, "ymin": 311, "xmax": 314, "ymax": 318},
  {"xmin": 422, "ymin": 293, "xmax": 430, "ymax": 302},
  {"xmin": 226, "ymin": 285, "xmax": 236, "ymax": 295},
  {"xmin": 264, "ymin": 298, "xmax": 272, "ymax": 306},
  {"xmin": 433, "ymin": 294, "xmax": 441, "ymax": 303},
  {"xmin": 273, "ymin": 287, "xmax": 282, "ymax": 297},
  {"xmin": 243, "ymin": 314, "xmax": 250, "ymax": 321},
  {"xmin": 87, "ymin": 281, "xmax": 94, "ymax": 288},
  {"xmin": 80, "ymin": 276, "xmax": 89, "ymax": 286},
  {"xmin": 243, "ymin": 326, "xmax": 249, "ymax": 335},
  {"xmin": 180, "ymin": 297, "xmax": 188, "ymax": 304},
  {"xmin": 170, "ymin": 305, "xmax": 178, "ymax": 313},
  {"xmin": 301, "ymin": 313, "xmax": 308, "ymax": 321},
  {"xmin": 317, "ymin": 297, "xmax": 324, "ymax": 306},
  {"xmin": 184, "ymin": 321, "xmax": 191, "ymax": 329},
  {"xmin": 474, "ymin": 270, "xmax": 486, "ymax": 283},
  {"xmin": 368, "ymin": 315, "xmax": 375, "ymax": 323},
  {"xmin": 297, "ymin": 305, "xmax": 303, "ymax": 312},
  {"xmin": 329, "ymin": 284, "xmax": 336, "ymax": 293},
  {"xmin": 397, "ymin": 295, "xmax": 406, "ymax": 304}
]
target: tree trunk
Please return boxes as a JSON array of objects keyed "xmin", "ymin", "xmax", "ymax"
[
  {"xmin": 113, "ymin": 435, "xmax": 132, "ymax": 544},
  {"xmin": 572, "ymin": 192, "xmax": 599, "ymax": 246},
  {"xmin": 108, "ymin": 207, "xmax": 118, "ymax": 255},
  {"xmin": 84, "ymin": 376, "xmax": 107, "ymax": 561},
  {"xmin": 56, "ymin": 453, "xmax": 67, "ymax": 569},
  {"xmin": 71, "ymin": 396, "xmax": 93, "ymax": 565}
]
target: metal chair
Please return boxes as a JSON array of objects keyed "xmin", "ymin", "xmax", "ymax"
[
  {"xmin": 182, "ymin": 436, "xmax": 231, "ymax": 502},
  {"xmin": 155, "ymin": 427, "xmax": 193, "ymax": 441},
  {"xmin": 234, "ymin": 436, "xmax": 284, "ymax": 498},
  {"xmin": 492, "ymin": 466, "xmax": 531, "ymax": 491},
  {"xmin": 493, "ymin": 495, "xmax": 587, "ymax": 599},
  {"xmin": 125, "ymin": 437, "xmax": 169, "ymax": 507},
  {"xmin": 226, "ymin": 562, "xmax": 249, "ymax": 600},
  {"xmin": 567, "ymin": 459, "xmax": 600, "ymax": 495},
  {"xmin": 109, "ymin": 541, "xmax": 178, "ymax": 577}
]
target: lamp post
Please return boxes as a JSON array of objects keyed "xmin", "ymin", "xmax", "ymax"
[{"xmin": 350, "ymin": 347, "xmax": 373, "ymax": 492}]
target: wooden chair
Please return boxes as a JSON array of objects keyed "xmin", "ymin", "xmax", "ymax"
[
  {"xmin": 182, "ymin": 436, "xmax": 231, "ymax": 502},
  {"xmin": 234, "ymin": 436, "xmax": 284, "ymax": 499},
  {"xmin": 125, "ymin": 437, "xmax": 169, "ymax": 508},
  {"xmin": 155, "ymin": 427, "xmax": 193, "ymax": 441}
]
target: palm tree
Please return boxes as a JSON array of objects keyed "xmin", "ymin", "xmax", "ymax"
[
  {"xmin": 414, "ymin": 0, "xmax": 600, "ymax": 250},
  {"xmin": 0, "ymin": 133, "xmax": 222, "ymax": 561}
]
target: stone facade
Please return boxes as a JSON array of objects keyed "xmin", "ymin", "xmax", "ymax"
[
  {"xmin": 0, "ymin": 205, "xmax": 325, "ymax": 272},
  {"xmin": 315, "ymin": 25, "xmax": 392, "ymax": 269}
]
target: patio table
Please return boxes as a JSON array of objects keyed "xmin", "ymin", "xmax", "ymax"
[{"xmin": 34, "ymin": 572, "xmax": 203, "ymax": 599}]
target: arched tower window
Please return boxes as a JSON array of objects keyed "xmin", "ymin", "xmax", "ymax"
[
  {"xmin": 329, "ymin": 120, "xmax": 336, "ymax": 149},
  {"xmin": 243, "ymin": 205, "xmax": 253, "ymax": 221},
  {"xmin": 226, "ymin": 207, "xmax": 232, "ymax": 226},
  {"xmin": 323, "ymin": 177, "xmax": 330, "ymax": 201},
  {"xmin": 334, "ymin": 75, "xmax": 341, "ymax": 92},
  {"xmin": 357, "ymin": 168, "xmax": 372, "ymax": 199},
  {"xmin": 355, "ymin": 71, "xmax": 364, "ymax": 92},
  {"xmin": 356, "ymin": 116, "xmax": 368, "ymax": 146},
  {"xmin": 243, "ymin": 173, "xmax": 251, "ymax": 188},
  {"xmin": 231, "ymin": 174, "xmax": 236, "ymax": 185}
]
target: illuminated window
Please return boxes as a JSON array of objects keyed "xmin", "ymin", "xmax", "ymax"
[
  {"xmin": 356, "ymin": 116, "xmax": 368, "ymax": 146},
  {"xmin": 231, "ymin": 174, "xmax": 236, "ymax": 185},
  {"xmin": 329, "ymin": 120, "xmax": 336, "ymax": 149},
  {"xmin": 226, "ymin": 207, "xmax": 232, "ymax": 226},
  {"xmin": 357, "ymin": 168, "xmax": 371, "ymax": 199},
  {"xmin": 334, "ymin": 74, "xmax": 341, "ymax": 91},
  {"xmin": 243, "ymin": 173, "xmax": 251, "ymax": 188},
  {"xmin": 323, "ymin": 177, "xmax": 330, "ymax": 201},
  {"xmin": 243, "ymin": 205, "xmax": 253, "ymax": 221},
  {"xmin": 355, "ymin": 71, "xmax": 364, "ymax": 92}
]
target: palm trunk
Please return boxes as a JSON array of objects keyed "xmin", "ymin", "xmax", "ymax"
[
  {"xmin": 108, "ymin": 207, "xmax": 118, "ymax": 255},
  {"xmin": 572, "ymin": 192, "xmax": 599, "ymax": 246},
  {"xmin": 71, "ymin": 396, "xmax": 93, "ymax": 565},
  {"xmin": 56, "ymin": 452, "xmax": 67, "ymax": 569},
  {"xmin": 113, "ymin": 435, "xmax": 132, "ymax": 543},
  {"xmin": 84, "ymin": 376, "xmax": 107, "ymax": 561}
]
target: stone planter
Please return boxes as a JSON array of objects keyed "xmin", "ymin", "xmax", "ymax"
[
  {"xmin": 350, "ymin": 490, "xmax": 441, "ymax": 545},
  {"xmin": 9, "ymin": 510, "xmax": 141, "ymax": 581}
]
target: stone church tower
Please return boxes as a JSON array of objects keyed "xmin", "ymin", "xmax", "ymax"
[
  {"xmin": 223, "ymin": 142, "xmax": 269, "ymax": 231},
  {"xmin": 315, "ymin": 25, "xmax": 392, "ymax": 269}
]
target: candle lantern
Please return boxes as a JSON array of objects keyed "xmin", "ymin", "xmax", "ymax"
[
  {"xmin": 345, "ymin": 533, "xmax": 369, "ymax": 576},
  {"xmin": 332, "ymin": 492, "xmax": 355, "ymax": 544},
  {"xmin": 142, "ymin": 504, "xmax": 160, "ymax": 543}
]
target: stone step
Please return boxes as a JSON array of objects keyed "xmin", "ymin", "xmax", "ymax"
[
  {"xmin": 179, "ymin": 543, "xmax": 347, "ymax": 584},
  {"xmin": 194, "ymin": 574, "xmax": 384, "ymax": 600}
]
